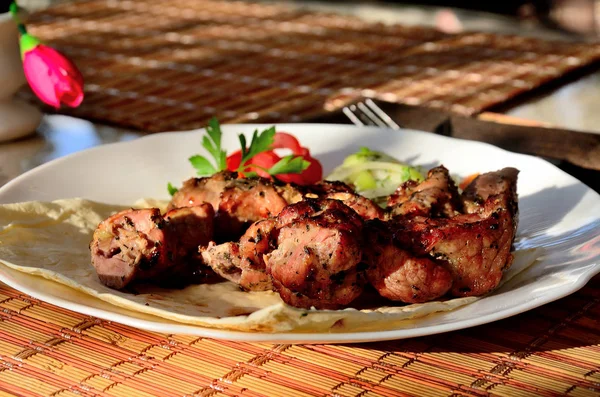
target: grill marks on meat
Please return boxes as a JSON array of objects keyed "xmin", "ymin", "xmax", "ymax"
[
  {"xmin": 322, "ymin": 192, "xmax": 385, "ymax": 220},
  {"xmin": 168, "ymin": 171, "xmax": 303, "ymax": 240},
  {"xmin": 363, "ymin": 220, "xmax": 453, "ymax": 303},
  {"xmin": 201, "ymin": 219, "xmax": 276, "ymax": 291},
  {"xmin": 169, "ymin": 171, "xmax": 236, "ymax": 211},
  {"xmin": 93, "ymin": 164, "xmax": 519, "ymax": 309},
  {"xmin": 265, "ymin": 199, "xmax": 365, "ymax": 309},
  {"xmin": 388, "ymin": 166, "xmax": 461, "ymax": 218},
  {"xmin": 169, "ymin": 172, "xmax": 381, "ymax": 242},
  {"xmin": 90, "ymin": 204, "xmax": 215, "ymax": 289},
  {"xmin": 387, "ymin": 167, "xmax": 519, "ymax": 297},
  {"xmin": 216, "ymin": 178, "xmax": 288, "ymax": 240}
]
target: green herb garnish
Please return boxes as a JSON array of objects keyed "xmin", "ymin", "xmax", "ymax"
[
  {"xmin": 239, "ymin": 127, "xmax": 276, "ymax": 169},
  {"xmin": 268, "ymin": 155, "xmax": 310, "ymax": 176},
  {"xmin": 167, "ymin": 182, "xmax": 179, "ymax": 196},
  {"xmin": 167, "ymin": 119, "xmax": 309, "ymax": 195}
]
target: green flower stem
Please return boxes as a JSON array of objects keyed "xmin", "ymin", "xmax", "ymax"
[
  {"xmin": 9, "ymin": 1, "xmax": 28, "ymax": 35},
  {"xmin": 19, "ymin": 33, "xmax": 40, "ymax": 57}
]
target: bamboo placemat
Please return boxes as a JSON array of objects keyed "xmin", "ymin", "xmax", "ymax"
[
  {"xmin": 0, "ymin": 275, "xmax": 598, "ymax": 396},
  {"xmin": 20, "ymin": 0, "xmax": 600, "ymax": 132}
]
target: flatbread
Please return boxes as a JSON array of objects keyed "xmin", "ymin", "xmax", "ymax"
[{"xmin": 0, "ymin": 199, "xmax": 537, "ymax": 333}]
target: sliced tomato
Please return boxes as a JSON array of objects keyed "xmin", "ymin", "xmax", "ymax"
[
  {"xmin": 226, "ymin": 150, "xmax": 242, "ymax": 172},
  {"xmin": 244, "ymin": 151, "xmax": 281, "ymax": 178},
  {"xmin": 272, "ymin": 132, "xmax": 303, "ymax": 155},
  {"xmin": 298, "ymin": 155, "xmax": 323, "ymax": 184},
  {"xmin": 273, "ymin": 132, "xmax": 322, "ymax": 183},
  {"xmin": 225, "ymin": 132, "xmax": 323, "ymax": 184}
]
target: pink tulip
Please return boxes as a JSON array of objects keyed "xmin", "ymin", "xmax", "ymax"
[{"xmin": 19, "ymin": 34, "xmax": 84, "ymax": 108}]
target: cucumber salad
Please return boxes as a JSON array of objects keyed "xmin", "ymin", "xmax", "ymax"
[{"xmin": 326, "ymin": 147, "xmax": 423, "ymax": 203}]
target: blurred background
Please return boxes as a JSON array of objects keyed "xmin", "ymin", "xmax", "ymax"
[{"xmin": 10, "ymin": 0, "xmax": 600, "ymax": 39}]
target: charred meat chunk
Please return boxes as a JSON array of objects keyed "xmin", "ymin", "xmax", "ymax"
[
  {"xmin": 388, "ymin": 165, "xmax": 461, "ymax": 218},
  {"xmin": 169, "ymin": 171, "xmax": 302, "ymax": 241},
  {"xmin": 161, "ymin": 205, "xmax": 217, "ymax": 286},
  {"xmin": 392, "ymin": 168, "xmax": 519, "ymax": 297},
  {"xmin": 201, "ymin": 219, "xmax": 276, "ymax": 291},
  {"xmin": 265, "ymin": 199, "xmax": 365, "ymax": 309},
  {"xmin": 216, "ymin": 178, "xmax": 288, "ymax": 240},
  {"xmin": 90, "ymin": 204, "xmax": 215, "ymax": 289},
  {"xmin": 91, "ymin": 208, "xmax": 167, "ymax": 289},
  {"xmin": 323, "ymin": 191, "xmax": 385, "ymax": 220},
  {"xmin": 363, "ymin": 220, "xmax": 453, "ymax": 303},
  {"xmin": 462, "ymin": 167, "xmax": 519, "ymax": 218},
  {"xmin": 168, "ymin": 171, "xmax": 236, "ymax": 211}
]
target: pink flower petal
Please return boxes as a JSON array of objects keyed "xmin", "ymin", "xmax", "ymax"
[
  {"xmin": 37, "ymin": 46, "xmax": 84, "ymax": 86},
  {"xmin": 23, "ymin": 51, "xmax": 61, "ymax": 108},
  {"xmin": 23, "ymin": 45, "xmax": 85, "ymax": 109}
]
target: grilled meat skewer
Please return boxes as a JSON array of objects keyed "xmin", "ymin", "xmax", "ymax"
[{"xmin": 92, "ymin": 165, "xmax": 519, "ymax": 310}]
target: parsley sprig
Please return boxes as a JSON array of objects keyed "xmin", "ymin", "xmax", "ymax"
[
  {"xmin": 268, "ymin": 155, "xmax": 310, "ymax": 175},
  {"xmin": 168, "ymin": 118, "xmax": 310, "ymax": 195},
  {"xmin": 187, "ymin": 118, "xmax": 227, "ymax": 176}
]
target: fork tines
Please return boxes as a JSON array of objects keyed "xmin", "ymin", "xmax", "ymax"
[{"xmin": 343, "ymin": 99, "xmax": 401, "ymax": 130}]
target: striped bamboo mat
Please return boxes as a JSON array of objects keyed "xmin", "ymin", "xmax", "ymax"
[
  {"xmin": 0, "ymin": 275, "xmax": 598, "ymax": 396},
  {"xmin": 20, "ymin": 0, "xmax": 600, "ymax": 132}
]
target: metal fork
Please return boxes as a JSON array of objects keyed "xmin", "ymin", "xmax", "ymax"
[{"xmin": 342, "ymin": 99, "xmax": 402, "ymax": 130}]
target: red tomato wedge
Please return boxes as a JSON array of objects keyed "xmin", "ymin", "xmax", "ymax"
[
  {"xmin": 272, "ymin": 132, "xmax": 303, "ymax": 155},
  {"xmin": 226, "ymin": 132, "xmax": 323, "ymax": 184},
  {"xmin": 225, "ymin": 150, "xmax": 242, "ymax": 172},
  {"xmin": 297, "ymin": 154, "xmax": 323, "ymax": 184}
]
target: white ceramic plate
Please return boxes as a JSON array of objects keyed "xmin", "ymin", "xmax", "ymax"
[{"xmin": 0, "ymin": 124, "xmax": 599, "ymax": 344}]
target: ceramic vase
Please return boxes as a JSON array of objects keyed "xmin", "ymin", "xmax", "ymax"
[{"xmin": 0, "ymin": 12, "xmax": 42, "ymax": 143}]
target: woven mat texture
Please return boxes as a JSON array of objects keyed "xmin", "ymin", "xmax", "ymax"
[
  {"xmin": 0, "ymin": 275, "xmax": 598, "ymax": 397},
  {"xmin": 20, "ymin": 0, "xmax": 600, "ymax": 132}
]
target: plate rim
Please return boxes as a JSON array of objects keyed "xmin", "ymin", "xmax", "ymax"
[{"xmin": 0, "ymin": 262, "xmax": 597, "ymax": 343}]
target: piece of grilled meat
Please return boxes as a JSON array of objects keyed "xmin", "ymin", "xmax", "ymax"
[
  {"xmin": 363, "ymin": 219, "xmax": 453, "ymax": 303},
  {"xmin": 169, "ymin": 171, "xmax": 235, "ymax": 211},
  {"xmin": 170, "ymin": 172, "xmax": 382, "ymax": 241},
  {"xmin": 364, "ymin": 166, "xmax": 518, "ymax": 302},
  {"xmin": 387, "ymin": 165, "xmax": 461, "ymax": 218},
  {"xmin": 202, "ymin": 199, "xmax": 367, "ymax": 308},
  {"xmin": 364, "ymin": 165, "xmax": 460, "ymax": 303},
  {"xmin": 265, "ymin": 199, "xmax": 366, "ymax": 309},
  {"xmin": 462, "ymin": 167, "xmax": 519, "ymax": 219},
  {"xmin": 200, "ymin": 218, "xmax": 276, "ymax": 291},
  {"xmin": 169, "ymin": 171, "xmax": 290, "ymax": 241},
  {"xmin": 391, "ymin": 167, "xmax": 519, "ymax": 297},
  {"xmin": 90, "ymin": 204, "xmax": 214, "ymax": 289}
]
